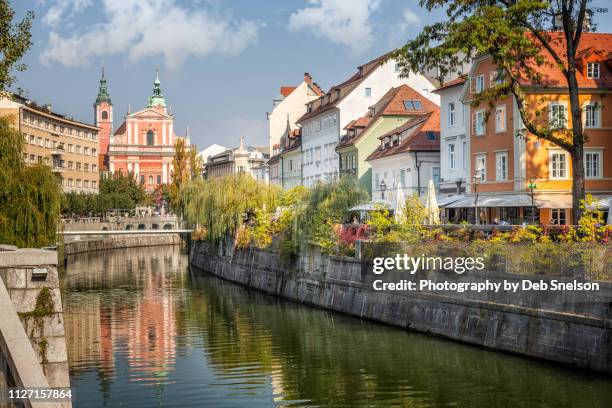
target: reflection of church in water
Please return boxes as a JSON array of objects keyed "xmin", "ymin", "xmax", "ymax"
[
  {"xmin": 94, "ymin": 69, "xmax": 190, "ymax": 192},
  {"xmin": 64, "ymin": 247, "xmax": 187, "ymax": 383}
]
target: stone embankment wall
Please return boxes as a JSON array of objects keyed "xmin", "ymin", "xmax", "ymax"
[
  {"xmin": 63, "ymin": 234, "xmax": 182, "ymax": 256},
  {"xmin": 0, "ymin": 247, "xmax": 71, "ymax": 408},
  {"xmin": 190, "ymin": 240, "xmax": 612, "ymax": 374}
]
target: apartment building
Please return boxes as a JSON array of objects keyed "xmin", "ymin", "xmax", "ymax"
[
  {"xmin": 0, "ymin": 95, "xmax": 101, "ymax": 193},
  {"xmin": 206, "ymin": 137, "xmax": 269, "ymax": 179},
  {"xmin": 296, "ymin": 52, "xmax": 439, "ymax": 188},
  {"xmin": 441, "ymin": 32, "xmax": 612, "ymax": 225}
]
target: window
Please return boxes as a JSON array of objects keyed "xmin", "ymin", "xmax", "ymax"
[
  {"xmin": 147, "ymin": 130, "xmax": 154, "ymax": 145},
  {"xmin": 462, "ymin": 141, "xmax": 467, "ymax": 169},
  {"xmin": 314, "ymin": 146, "xmax": 321, "ymax": 161},
  {"xmin": 475, "ymin": 154, "xmax": 486, "ymax": 181},
  {"xmin": 84, "ymin": 180, "xmax": 89, "ymax": 188},
  {"xmin": 76, "ymin": 162, "xmax": 81, "ymax": 170},
  {"xmin": 140, "ymin": 175, "xmax": 145, "ymax": 183},
  {"xmin": 101, "ymin": 111, "xmax": 108, "ymax": 120},
  {"xmin": 84, "ymin": 163, "xmax": 89, "ymax": 171},
  {"xmin": 148, "ymin": 175, "xmax": 153, "ymax": 184},
  {"xmin": 587, "ymin": 62, "xmax": 600, "ymax": 79},
  {"xmin": 394, "ymin": 62, "xmax": 400, "ymax": 72},
  {"xmin": 38, "ymin": 137, "xmax": 43, "ymax": 146},
  {"xmin": 584, "ymin": 102, "xmax": 601, "ymax": 128},
  {"xmin": 449, "ymin": 102, "xmax": 456, "ymax": 126},
  {"xmin": 76, "ymin": 145, "xmax": 82, "ymax": 154},
  {"xmin": 475, "ymin": 74, "xmax": 485, "ymax": 93},
  {"xmin": 84, "ymin": 147, "xmax": 89, "ymax": 155},
  {"xmin": 550, "ymin": 151, "xmax": 568, "ymax": 179},
  {"xmin": 551, "ymin": 209, "xmax": 567, "ymax": 225},
  {"xmin": 585, "ymin": 151, "xmax": 602, "ymax": 179},
  {"xmin": 92, "ymin": 148, "xmax": 97, "ymax": 155},
  {"xmin": 449, "ymin": 143, "xmax": 456, "ymax": 170},
  {"xmin": 495, "ymin": 106, "xmax": 506, "ymax": 132},
  {"xmin": 314, "ymin": 119, "xmax": 321, "ymax": 132},
  {"xmin": 495, "ymin": 151, "xmax": 508, "ymax": 180},
  {"xmin": 92, "ymin": 165, "xmax": 97, "ymax": 172},
  {"xmin": 157, "ymin": 175, "xmax": 162, "ymax": 184},
  {"xmin": 365, "ymin": 87, "xmax": 372, "ymax": 97},
  {"xmin": 404, "ymin": 100, "xmax": 422, "ymax": 110},
  {"xmin": 549, "ymin": 102, "xmax": 568, "ymax": 128},
  {"xmin": 400, "ymin": 169, "xmax": 406, "ymax": 186},
  {"xmin": 473, "ymin": 110, "xmax": 485, "ymax": 135},
  {"xmin": 68, "ymin": 144, "xmax": 74, "ymax": 152},
  {"xmin": 490, "ymin": 69, "xmax": 505, "ymax": 86},
  {"xmin": 29, "ymin": 135, "xmax": 35, "ymax": 144},
  {"xmin": 92, "ymin": 181, "xmax": 97, "ymax": 189},
  {"xmin": 289, "ymin": 159, "xmax": 293, "ymax": 171}
]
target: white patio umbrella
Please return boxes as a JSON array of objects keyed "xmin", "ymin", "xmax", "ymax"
[
  {"xmin": 394, "ymin": 182, "xmax": 406, "ymax": 223},
  {"xmin": 425, "ymin": 179, "xmax": 440, "ymax": 225},
  {"xmin": 608, "ymin": 198, "xmax": 612, "ymax": 225}
]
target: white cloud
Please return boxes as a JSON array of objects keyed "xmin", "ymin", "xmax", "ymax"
[
  {"xmin": 288, "ymin": 0, "xmax": 381, "ymax": 55},
  {"xmin": 42, "ymin": 0, "xmax": 93, "ymax": 27},
  {"xmin": 402, "ymin": 9, "xmax": 420, "ymax": 25},
  {"xmin": 40, "ymin": 0, "xmax": 259, "ymax": 69}
]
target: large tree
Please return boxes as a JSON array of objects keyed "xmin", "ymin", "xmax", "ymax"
[
  {"xmin": 394, "ymin": 0, "xmax": 607, "ymax": 223},
  {"xmin": 0, "ymin": 1, "xmax": 33, "ymax": 94}
]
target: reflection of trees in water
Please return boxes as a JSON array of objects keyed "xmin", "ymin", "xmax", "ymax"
[
  {"xmin": 187, "ymin": 272, "xmax": 612, "ymax": 407},
  {"xmin": 64, "ymin": 246, "xmax": 188, "ymax": 403},
  {"xmin": 63, "ymin": 247, "xmax": 612, "ymax": 408}
]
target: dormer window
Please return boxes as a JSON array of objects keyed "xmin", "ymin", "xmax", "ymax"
[
  {"xmin": 384, "ymin": 137, "xmax": 390, "ymax": 148},
  {"xmin": 335, "ymin": 89, "xmax": 340, "ymax": 99},
  {"xmin": 403, "ymin": 100, "xmax": 422, "ymax": 110},
  {"xmin": 426, "ymin": 131, "xmax": 436, "ymax": 140},
  {"xmin": 369, "ymin": 107, "xmax": 375, "ymax": 116},
  {"xmin": 587, "ymin": 62, "xmax": 600, "ymax": 79}
]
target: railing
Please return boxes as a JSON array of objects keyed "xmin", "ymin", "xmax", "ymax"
[{"xmin": 58, "ymin": 229, "xmax": 192, "ymax": 235}]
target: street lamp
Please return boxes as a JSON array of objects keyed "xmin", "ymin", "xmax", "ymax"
[
  {"xmin": 380, "ymin": 179, "xmax": 387, "ymax": 201},
  {"xmin": 472, "ymin": 167, "xmax": 482, "ymax": 225},
  {"xmin": 528, "ymin": 179, "xmax": 537, "ymax": 225}
]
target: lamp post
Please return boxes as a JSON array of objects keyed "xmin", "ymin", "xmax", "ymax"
[
  {"xmin": 380, "ymin": 179, "xmax": 387, "ymax": 201},
  {"xmin": 472, "ymin": 168, "xmax": 482, "ymax": 225},
  {"xmin": 528, "ymin": 179, "xmax": 537, "ymax": 225}
]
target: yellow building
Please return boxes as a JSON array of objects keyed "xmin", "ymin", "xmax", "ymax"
[{"xmin": 0, "ymin": 94, "xmax": 101, "ymax": 193}]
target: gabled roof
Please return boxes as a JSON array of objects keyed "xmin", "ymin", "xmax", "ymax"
[
  {"xmin": 297, "ymin": 51, "xmax": 394, "ymax": 123},
  {"xmin": 366, "ymin": 110, "xmax": 440, "ymax": 161},
  {"xmin": 434, "ymin": 75, "xmax": 468, "ymax": 93},
  {"xmin": 280, "ymin": 86, "xmax": 297, "ymax": 97},
  {"xmin": 337, "ymin": 84, "xmax": 439, "ymax": 148},
  {"xmin": 461, "ymin": 32, "xmax": 612, "ymax": 99}
]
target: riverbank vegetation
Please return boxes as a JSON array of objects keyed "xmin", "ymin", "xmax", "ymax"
[
  {"xmin": 61, "ymin": 172, "xmax": 147, "ymax": 217},
  {"xmin": 0, "ymin": 116, "xmax": 62, "ymax": 247},
  {"xmin": 182, "ymin": 176, "xmax": 611, "ymax": 262}
]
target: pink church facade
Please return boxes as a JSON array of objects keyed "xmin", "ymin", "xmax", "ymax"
[{"xmin": 99, "ymin": 71, "xmax": 186, "ymax": 192}]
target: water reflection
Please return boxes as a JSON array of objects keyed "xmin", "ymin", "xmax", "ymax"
[{"xmin": 62, "ymin": 246, "xmax": 612, "ymax": 408}]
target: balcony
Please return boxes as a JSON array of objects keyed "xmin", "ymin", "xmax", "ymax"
[
  {"xmin": 51, "ymin": 164, "xmax": 66, "ymax": 173},
  {"xmin": 51, "ymin": 145, "xmax": 65, "ymax": 156}
]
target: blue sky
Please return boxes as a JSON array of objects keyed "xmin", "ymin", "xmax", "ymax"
[{"xmin": 11, "ymin": 0, "xmax": 612, "ymax": 150}]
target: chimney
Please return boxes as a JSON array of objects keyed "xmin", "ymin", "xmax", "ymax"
[
  {"xmin": 45, "ymin": 104, "xmax": 52, "ymax": 112},
  {"xmin": 304, "ymin": 72, "xmax": 312, "ymax": 84}
]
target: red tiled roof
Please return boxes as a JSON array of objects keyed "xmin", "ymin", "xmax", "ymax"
[
  {"xmin": 434, "ymin": 75, "xmax": 468, "ymax": 92},
  {"xmin": 338, "ymin": 84, "xmax": 438, "ymax": 148},
  {"xmin": 522, "ymin": 32, "xmax": 612, "ymax": 89},
  {"xmin": 280, "ymin": 86, "xmax": 297, "ymax": 97},
  {"xmin": 366, "ymin": 110, "xmax": 440, "ymax": 161},
  {"xmin": 297, "ymin": 51, "xmax": 395, "ymax": 123}
]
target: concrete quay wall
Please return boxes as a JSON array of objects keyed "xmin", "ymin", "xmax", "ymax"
[
  {"xmin": 0, "ymin": 247, "xmax": 71, "ymax": 408},
  {"xmin": 63, "ymin": 234, "xmax": 182, "ymax": 256},
  {"xmin": 190, "ymin": 240, "xmax": 612, "ymax": 374}
]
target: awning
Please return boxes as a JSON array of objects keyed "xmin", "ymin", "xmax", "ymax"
[
  {"xmin": 349, "ymin": 200, "xmax": 391, "ymax": 212},
  {"xmin": 443, "ymin": 193, "xmax": 575, "ymax": 209},
  {"xmin": 438, "ymin": 195, "xmax": 465, "ymax": 207}
]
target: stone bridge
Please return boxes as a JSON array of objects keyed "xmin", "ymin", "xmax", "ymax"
[{"xmin": 61, "ymin": 216, "xmax": 182, "ymax": 233}]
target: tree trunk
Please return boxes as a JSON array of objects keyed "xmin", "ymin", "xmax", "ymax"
[{"xmin": 571, "ymin": 144, "xmax": 585, "ymax": 224}]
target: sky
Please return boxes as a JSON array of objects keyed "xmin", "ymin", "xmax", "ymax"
[{"xmin": 10, "ymin": 0, "xmax": 612, "ymax": 150}]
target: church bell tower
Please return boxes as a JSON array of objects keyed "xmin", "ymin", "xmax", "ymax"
[{"xmin": 94, "ymin": 67, "xmax": 113, "ymax": 169}]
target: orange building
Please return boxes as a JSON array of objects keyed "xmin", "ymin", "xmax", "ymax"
[
  {"xmin": 442, "ymin": 32, "xmax": 612, "ymax": 225},
  {"xmin": 107, "ymin": 71, "xmax": 188, "ymax": 192}
]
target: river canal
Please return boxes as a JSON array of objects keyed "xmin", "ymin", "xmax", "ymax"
[{"xmin": 61, "ymin": 245, "xmax": 612, "ymax": 407}]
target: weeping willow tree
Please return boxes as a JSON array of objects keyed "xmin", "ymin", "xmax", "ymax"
[
  {"xmin": 284, "ymin": 177, "xmax": 369, "ymax": 255},
  {"xmin": 181, "ymin": 173, "xmax": 280, "ymax": 242},
  {"xmin": 0, "ymin": 116, "xmax": 62, "ymax": 247}
]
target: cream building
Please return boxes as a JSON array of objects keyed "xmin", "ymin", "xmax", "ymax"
[
  {"xmin": 206, "ymin": 137, "xmax": 269, "ymax": 179},
  {"xmin": 0, "ymin": 94, "xmax": 100, "ymax": 193},
  {"xmin": 268, "ymin": 73, "xmax": 323, "ymax": 158}
]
